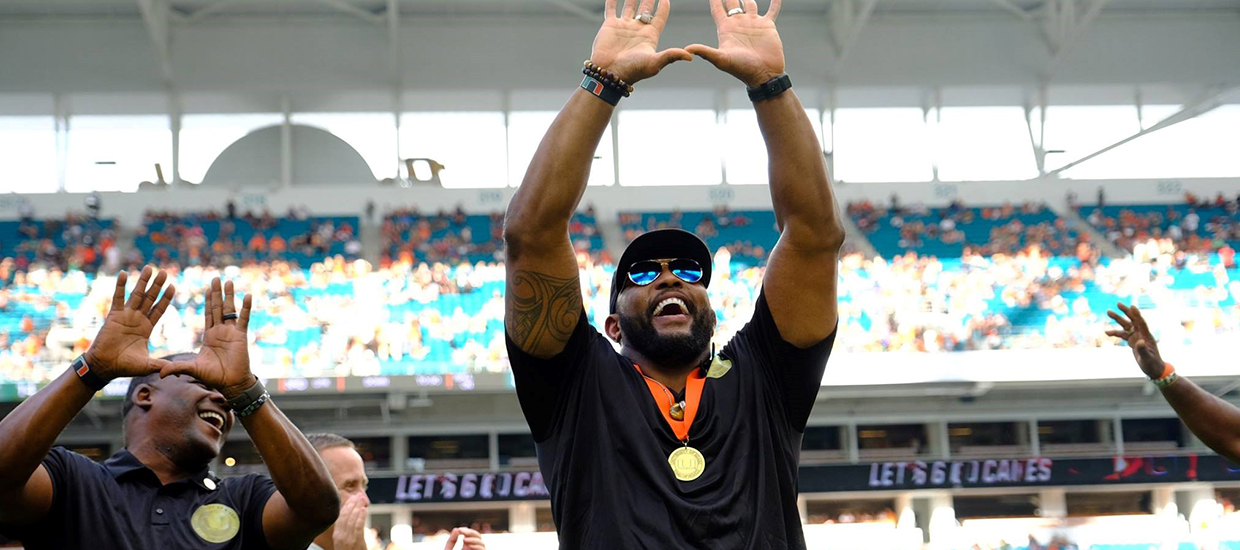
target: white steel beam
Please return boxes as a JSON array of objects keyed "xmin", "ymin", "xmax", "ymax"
[
  {"xmin": 312, "ymin": 0, "xmax": 385, "ymax": 25},
  {"xmin": 1046, "ymin": 85, "xmax": 1238, "ymax": 177},
  {"xmin": 544, "ymin": 0, "xmax": 604, "ymax": 23},
  {"xmin": 987, "ymin": 0, "xmax": 1033, "ymax": 21},
  {"xmin": 827, "ymin": 0, "xmax": 880, "ymax": 62},
  {"xmin": 184, "ymin": 0, "xmax": 245, "ymax": 22},
  {"xmin": 135, "ymin": 0, "xmax": 174, "ymax": 86}
]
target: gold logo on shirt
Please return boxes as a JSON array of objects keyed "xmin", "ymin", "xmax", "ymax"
[
  {"xmin": 191, "ymin": 503, "xmax": 241, "ymax": 543},
  {"xmin": 706, "ymin": 357, "xmax": 732, "ymax": 379}
]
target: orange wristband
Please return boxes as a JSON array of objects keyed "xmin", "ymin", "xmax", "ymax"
[{"xmin": 1157, "ymin": 362, "xmax": 1175, "ymax": 381}]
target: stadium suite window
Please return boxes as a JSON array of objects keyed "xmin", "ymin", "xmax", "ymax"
[
  {"xmin": 178, "ymin": 113, "xmax": 283, "ymax": 183},
  {"xmin": 1065, "ymin": 490, "xmax": 1151, "ymax": 517},
  {"xmin": 949, "ymin": 421, "xmax": 1023, "ymax": 454},
  {"xmin": 1120, "ymin": 418, "xmax": 1184, "ymax": 447},
  {"xmin": 351, "ymin": 436, "xmax": 393, "ymax": 470},
  {"xmin": 857, "ymin": 423, "xmax": 927, "ymax": 453},
  {"xmin": 407, "ymin": 434, "xmax": 490, "ymax": 470},
  {"xmin": 400, "ymin": 112, "xmax": 507, "ymax": 188},
  {"xmin": 954, "ymin": 493, "xmax": 1040, "ymax": 520},
  {"xmin": 832, "ymin": 108, "xmax": 934, "ymax": 183},
  {"xmin": 65, "ymin": 115, "xmax": 172, "ymax": 192},
  {"xmin": 497, "ymin": 433, "xmax": 537, "ymax": 468},
  {"xmin": 1038, "ymin": 419, "xmax": 1102, "ymax": 446},
  {"xmin": 618, "ymin": 110, "xmax": 721, "ymax": 186},
  {"xmin": 0, "ymin": 116, "xmax": 58, "ymax": 193},
  {"xmin": 507, "ymin": 111, "xmax": 614, "ymax": 186}
]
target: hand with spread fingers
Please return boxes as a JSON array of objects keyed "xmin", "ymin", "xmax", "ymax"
[
  {"xmin": 83, "ymin": 266, "xmax": 179, "ymax": 380},
  {"xmin": 1106, "ymin": 302, "xmax": 1166, "ymax": 380},
  {"xmin": 591, "ymin": 0, "xmax": 692, "ymax": 84},
  {"xmin": 444, "ymin": 527, "xmax": 487, "ymax": 550},
  {"xmin": 160, "ymin": 278, "xmax": 256, "ymax": 399},
  {"xmin": 686, "ymin": 0, "xmax": 785, "ymax": 87}
]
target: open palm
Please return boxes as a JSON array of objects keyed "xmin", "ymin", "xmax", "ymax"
[
  {"xmin": 687, "ymin": 0, "xmax": 785, "ymax": 87},
  {"xmin": 591, "ymin": 0, "xmax": 691, "ymax": 84},
  {"xmin": 85, "ymin": 267, "xmax": 178, "ymax": 379},
  {"xmin": 161, "ymin": 278, "xmax": 255, "ymax": 398}
]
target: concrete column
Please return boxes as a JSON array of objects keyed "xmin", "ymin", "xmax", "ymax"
[
  {"xmin": 797, "ymin": 495, "xmax": 808, "ymax": 524},
  {"xmin": 925, "ymin": 421, "xmax": 950, "ymax": 459},
  {"xmin": 1152, "ymin": 486, "xmax": 1177, "ymax": 518},
  {"xmin": 510, "ymin": 502, "xmax": 537, "ymax": 533},
  {"xmin": 488, "ymin": 431, "xmax": 500, "ymax": 471},
  {"xmin": 846, "ymin": 422, "xmax": 860, "ymax": 463},
  {"xmin": 1038, "ymin": 488, "xmax": 1067, "ymax": 518},
  {"xmin": 391, "ymin": 434, "xmax": 408, "ymax": 472},
  {"xmin": 1029, "ymin": 420, "xmax": 1041, "ymax": 456}
]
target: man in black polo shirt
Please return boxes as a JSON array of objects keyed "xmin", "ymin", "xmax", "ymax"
[
  {"xmin": 0, "ymin": 267, "xmax": 340, "ymax": 549},
  {"xmin": 502, "ymin": 0, "xmax": 843, "ymax": 547}
]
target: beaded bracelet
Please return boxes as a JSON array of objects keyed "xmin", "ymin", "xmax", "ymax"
[{"xmin": 583, "ymin": 61, "xmax": 634, "ymax": 96}]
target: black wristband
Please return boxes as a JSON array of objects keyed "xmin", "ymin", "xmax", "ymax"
[
  {"xmin": 226, "ymin": 377, "xmax": 269, "ymax": 418},
  {"xmin": 71, "ymin": 355, "xmax": 109, "ymax": 392},
  {"xmin": 581, "ymin": 75, "xmax": 623, "ymax": 106},
  {"xmin": 747, "ymin": 74, "xmax": 793, "ymax": 102}
]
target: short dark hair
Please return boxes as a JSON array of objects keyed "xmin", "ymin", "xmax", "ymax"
[
  {"xmin": 121, "ymin": 353, "xmax": 197, "ymax": 418},
  {"xmin": 305, "ymin": 433, "xmax": 356, "ymax": 453}
]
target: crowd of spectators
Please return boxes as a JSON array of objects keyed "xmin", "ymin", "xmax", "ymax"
[
  {"xmin": 383, "ymin": 206, "xmax": 604, "ymax": 266},
  {"xmin": 138, "ymin": 207, "xmax": 360, "ymax": 267},
  {"xmin": 850, "ymin": 199, "xmax": 1085, "ymax": 257},
  {"xmin": 5, "ymin": 214, "xmax": 119, "ymax": 273},
  {"xmin": 1084, "ymin": 192, "xmax": 1240, "ymax": 255}
]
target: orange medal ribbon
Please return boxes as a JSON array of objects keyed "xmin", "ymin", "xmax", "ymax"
[{"xmin": 633, "ymin": 363, "xmax": 706, "ymax": 442}]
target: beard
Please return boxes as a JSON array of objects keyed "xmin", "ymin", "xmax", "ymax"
[{"xmin": 619, "ymin": 305, "xmax": 715, "ymax": 368}]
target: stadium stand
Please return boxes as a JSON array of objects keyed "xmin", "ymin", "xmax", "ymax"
[
  {"xmin": 382, "ymin": 208, "xmax": 604, "ymax": 265},
  {"xmin": 136, "ymin": 209, "xmax": 360, "ymax": 267},
  {"xmin": 850, "ymin": 200, "xmax": 1084, "ymax": 258},
  {"xmin": 620, "ymin": 207, "xmax": 779, "ymax": 265},
  {"xmin": 1081, "ymin": 193, "xmax": 1240, "ymax": 257}
]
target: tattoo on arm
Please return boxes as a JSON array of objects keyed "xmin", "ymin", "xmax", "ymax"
[{"xmin": 506, "ymin": 270, "xmax": 583, "ymax": 354}]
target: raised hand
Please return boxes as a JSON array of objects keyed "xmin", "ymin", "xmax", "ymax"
[
  {"xmin": 333, "ymin": 493, "xmax": 369, "ymax": 550},
  {"xmin": 1106, "ymin": 303, "xmax": 1167, "ymax": 379},
  {"xmin": 444, "ymin": 527, "xmax": 487, "ymax": 550},
  {"xmin": 84, "ymin": 266, "xmax": 178, "ymax": 380},
  {"xmin": 160, "ymin": 278, "xmax": 255, "ymax": 399},
  {"xmin": 591, "ymin": 0, "xmax": 692, "ymax": 84},
  {"xmin": 686, "ymin": 0, "xmax": 785, "ymax": 87}
]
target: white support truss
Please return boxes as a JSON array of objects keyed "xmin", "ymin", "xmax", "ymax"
[
  {"xmin": 544, "ymin": 0, "xmax": 604, "ymax": 23},
  {"xmin": 827, "ymin": 0, "xmax": 881, "ymax": 62},
  {"xmin": 311, "ymin": 0, "xmax": 385, "ymax": 25},
  {"xmin": 135, "ymin": 0, "xmax": 174, "ymax": 86},
  {"xmin": 1042, "ymin": 0, "xmax": 1112, "ymax": 60}
]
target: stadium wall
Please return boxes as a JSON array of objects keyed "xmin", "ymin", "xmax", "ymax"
[{"xmin": 4, "ymin": 177, "xmax": 1238, "ymax": 225}]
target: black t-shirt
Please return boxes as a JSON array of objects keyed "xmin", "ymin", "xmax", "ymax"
[
  {"xmin": 0, "ymin": 447, "xmax": 276, "ymax": 550},
  {"xmin": 508, "ymin": 291, "xmax": 836, "ymax": 550}
]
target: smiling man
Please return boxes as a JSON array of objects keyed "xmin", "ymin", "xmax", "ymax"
[
  {"xmin": 0, "ymin": 268, "xmax": 339, "ymax": 550},
  {"xmin": 502, "ymin": 0, "xmax": 843, "ymax": 547}
]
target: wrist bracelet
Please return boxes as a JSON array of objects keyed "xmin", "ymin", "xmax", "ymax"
[
  {"xmin": 71, "ymin": 354, "xmax": 109, "ymax": 392},
  {"xmin": 581, "ymin": 75, "xmax": 624, "ymax": 106},
  {"xmin": 226, "ymin": 377, "xmax": 270, "ymax": 418},
  {"xmin": 747, "ymin": 74, "xmax": 793, "ymax": 102},
  {"xmin": 1152, "ymin": 362, "xmax": 1179, "ymax": 389}
]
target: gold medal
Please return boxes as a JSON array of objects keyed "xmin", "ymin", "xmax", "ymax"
[{"xmin": 668, "ymin": 446, "xmax": 706, "ymax": 481}]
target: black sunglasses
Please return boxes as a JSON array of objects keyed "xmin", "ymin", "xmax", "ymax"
[{"xmin": 626, "ymin": 258, "xmax": 704, "ymax": 287}]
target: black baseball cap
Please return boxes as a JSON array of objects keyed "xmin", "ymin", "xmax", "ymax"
[{"xmin": 609, "ymin": 229, "xmax": 713, "ymax": 314}]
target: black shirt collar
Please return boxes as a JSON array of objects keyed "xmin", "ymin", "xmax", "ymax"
[{"xmin": 103, "ymin": 449, "xmax": 221, "ymax": 492}]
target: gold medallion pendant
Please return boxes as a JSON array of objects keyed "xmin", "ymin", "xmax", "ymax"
[{"xmin": 668, "ymin": 446, "xmax": 706, "ymax": 482}]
